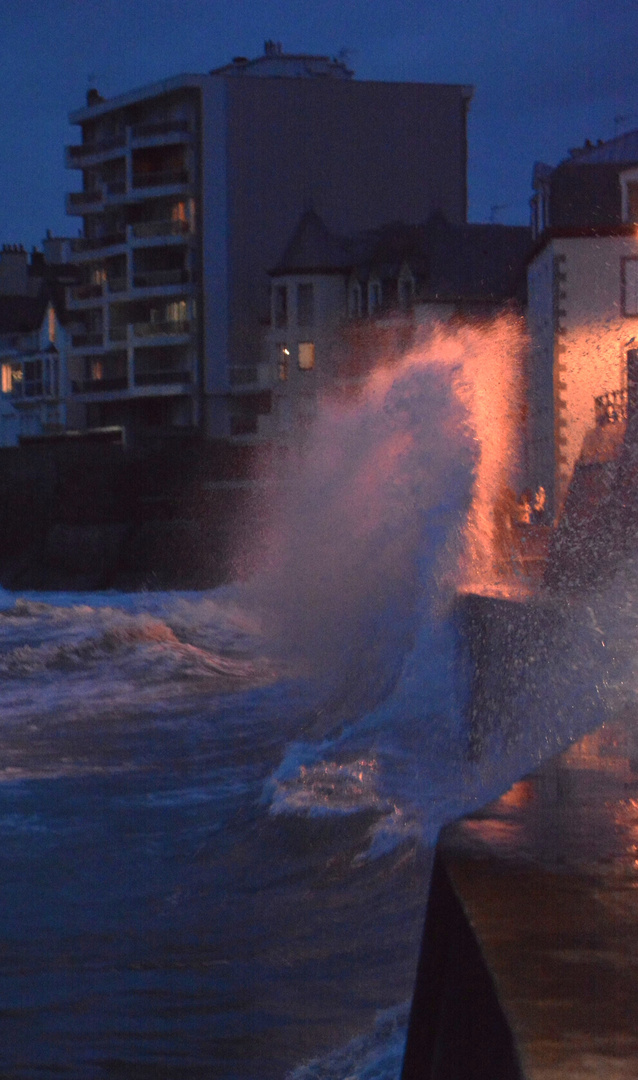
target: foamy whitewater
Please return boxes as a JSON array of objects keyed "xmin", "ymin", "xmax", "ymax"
[{"xmin": 0, "ymin": 321, "xmax": 634, "ymax": 1077}]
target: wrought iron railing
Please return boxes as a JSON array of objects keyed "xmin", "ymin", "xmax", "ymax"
[{"xmin": 595, "ymin": 388, "xmax": 627, "ymax": 425}]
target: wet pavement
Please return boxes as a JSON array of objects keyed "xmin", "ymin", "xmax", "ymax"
[{"xmin": 437, "ymin": 713, "xmax": 638, "ymax": 1079}]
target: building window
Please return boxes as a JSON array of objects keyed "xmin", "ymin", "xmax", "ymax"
[
  {"xmin": 348, "ymin": 281, "xmax": 362, "ymax": 318},
  {"xmin": 622, "ymin": 258, "xmax": 638, "ymax": 315},
  {"xmin": 297, "ymin": 283, "xmax": 314, "ymax": 327},
  {"xmin": 368, "ymin": 279, "xmax": 382, "ymax": 314},
  {"xmin": 298, "ymin": 342, "xmax": 315, "ymax": 371},
  {"xmin": 276, "ymin": 343, "xmax": 290, "ymax": 381},
  {"xmin": 273, "ymin": 285, "xmax": 288, "ymax": 328},
  {"xmin": 1, "ymin": 364, "xmax": 18, "ymax": 394},
  {"xmin": 627, "ymin": 183, "xmax": 638, "ymax": 223},
  {"xmin": 398, "ymin": 273, "xmax": 415, "ymax": 309}
]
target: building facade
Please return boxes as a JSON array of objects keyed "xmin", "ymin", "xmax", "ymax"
[
  {"xmin": 527, "ymin": 133, "xmax": 638, "ymax": 516},
  {"xmin": 0, "ymin": 243, "xmax": 75, "ymax": 446},
  {"xmin": 261, "ymin": 211, "xmax": 530, "ymax": 440},
  {"xmin": 65, "ymin": 44, "xmax": 473, "ymax": 441}
]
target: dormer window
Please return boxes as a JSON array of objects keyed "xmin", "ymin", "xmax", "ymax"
[
  {"xmin": 273, "ymin": 284, "xmax": 288, "ymax": 328},
  {"xmin": 368, "ymin": 279, "xmax": 382, "ymax": 314},
  {"xmin": 297, "ymin": 283, "xmax": 314, "ymax": 327},
  {"xmin": 398, "ymin": 269, "xmax": 415, "ymax": 309},
  {"xmin": 348, "ymin": 281, "xmax": 362, "ymax": 318}
]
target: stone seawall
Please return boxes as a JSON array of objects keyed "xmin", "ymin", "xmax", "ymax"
[{"xmin": 0, "ymin": 436, "xmax": 259, "ymax": 590}]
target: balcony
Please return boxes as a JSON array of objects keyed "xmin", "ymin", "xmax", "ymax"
[
  {"xmin": 75, "ymin": 377, "xmax": 128, "ymax": 394},
  {"xmin": 131, "ymin": 120, "xmax": 190, "ymax": 139},
  {"xmin": 104, "ymin": 180, "xmax": 126, "ymax": 198},
  {"xmin": 595, "ymin": 388, "xmax": 627, "ymax": 426},
  {"xmin": 131, "ymin": 220, "xmax": 191, "ymax": 241},
  {"xmin": 66, "ymin": 136, "xmax": 126, "ymax": 166},
  {"xmin": 71, "ymin": 331, "xmax": 103, "ymax": 349},
  {"xmin": 66, "ymin": 189, "xmax": 103, "ymax": 214},
  {"xmin": 132, "ymin": 169, "xmax": 189, "ymax": 190},
  {"xmin": 132, "ymin": 269, "xmax": 190, "ymax": 289},
  {"xmin": 132, "ymin": 320, "xmax": 190, "ymax": 339},
  {"xmin": 70, "ymin": 282, "xmax": 104, "ymax": 302},
  {"xmin": 134, "ymin": 370, "xmax": 191, "ymax": 386},
  {"xmin": 70, "ymin": 234, "xmax": 126, "ymax": 254},
  {"xmin": 107, "ymin": 277, "xmax": 128, "ymax": 294},
  {"xmin": 71, "ymin": 353, "xmax": 128, "ymax": 395}
]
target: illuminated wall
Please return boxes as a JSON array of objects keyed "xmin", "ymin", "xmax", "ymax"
[{"xmin": 527, "ymin": 232, "xmax": 638, "ymax": 516}]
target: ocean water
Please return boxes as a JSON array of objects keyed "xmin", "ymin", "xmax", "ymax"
[{"xmin": 0, "ymin": 322, "xmax": 634, "ymax": 1078}]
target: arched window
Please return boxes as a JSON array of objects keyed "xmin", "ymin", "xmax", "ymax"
[
  {"xmin": 398, "ymin": 268, "xmax": 415, "ymax": 309},
  {"xmin": 348, "ymin": 280, "xmax": 362, "ymax": 318},
  {"xmin": 368, "ymin": 279, "xmax": 382, "ymax": 314}
]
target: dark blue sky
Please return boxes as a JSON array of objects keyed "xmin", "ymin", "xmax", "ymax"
[{"xmin": 3, "ymin": 0, "xmax": 637, "ymax": 249}]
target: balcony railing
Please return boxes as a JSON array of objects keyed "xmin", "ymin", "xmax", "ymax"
[
  {"xmin": 134, "ymin": 370, "xmax": 191, "ymax": 386},
  {"xmin": 131, "ymin": 220, "xmax": 191, "ymax": 240},
  {"xmin": 70, "ymin": 233, "xmax": 126, "ymax": 253},
  {"xmin": 107, "ymin": 277, "xmax": 128, "ymax": 294},
  {"xmin": 67, "ymin": 190, "xmax": 103, "ymax": 210},
  {"xmin": 66, "ymin": 136, "xmax": 126, "ymax": 163},
  {"xmin": 132, "ymin": 269, "xmax": 189, "ymax": 289},
  {"xmin": 73, "ymin": 377, "xmax": 128, "ymax": 394},
  {"xmin": 104, "ymin": 180, "xmax": 126, "ymax": 196},
  {"xmin": 132, "ymin": 169, "xmax": 189, "ymax": 189},
  {"xmin": 131, "ymin": 120, "xmax": 190, "ymax": 139},
  {"xmin": 70, "ymin": 282, "xmax": 103, "ymax": 302},
  {"xmin": 595, "ymin": 388, "xmax": 627, "ymax": 426},
  {"xmin": 71, "ymin": 331, "xmax": 103, "ymax": 348},
  {"xmin": 132, "ymin": 320, "xmax": 190, "ymax": 338}
]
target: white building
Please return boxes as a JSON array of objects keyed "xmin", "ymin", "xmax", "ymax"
[
  {"xmin": 0, "ymin": 299, "xmax": 68, "ymax": 446},
  {"xmin": 527, "ymin": 135, "xmax": 638, "ymax": 517},
  {"xmin": 261, "ymin": 211, "xmax": 530, "ymax": 440}
]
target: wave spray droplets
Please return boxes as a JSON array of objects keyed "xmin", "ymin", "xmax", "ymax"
[{"xmin": 242, "ymin": 315, "xmax": 527, "ymax": 694}]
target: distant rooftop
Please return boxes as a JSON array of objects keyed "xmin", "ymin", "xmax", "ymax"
[
  {"xmin": 273, "ymin": 210, "xmax": 531, "ymax": 305},
  {"xmin": 209, "ymin": 41, "xmax": 354, "ymax": 79},
  {"xmin": 565, "ymin": 129, "xmax": 638, "ymax": 165}
]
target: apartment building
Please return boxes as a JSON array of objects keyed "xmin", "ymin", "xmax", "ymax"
[
  {"xmin": 527, "ymin": 132, "xmax": 638, "ymax": 516},
  {"xmin": 65, "ymin": 43, "xmax": 473, "ymax": 441}
]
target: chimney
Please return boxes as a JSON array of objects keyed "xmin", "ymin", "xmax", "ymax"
[{"xmin": 0, "ymin": 244, "xmax": 29, "ymax": 295}]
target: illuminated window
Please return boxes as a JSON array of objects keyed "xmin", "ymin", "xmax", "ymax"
[
  {"xmin": 368, "ymin": 279, "xmax": 382, "ymax": 314},
  {"xmin": 166, "ymin": 300, "xmax": 188, "ymax": 323},
  {"xmin": 622, "ymin": 259, "xmax": 638, "ymax": 315},
  {"xmin": 296, "ymin": 283, "xmax": 314, "ymax": 327},
  {"xmin": 1, "ymin": 364, "xmax": 12, "ymax": 394},
  {"xmin": 276, "ymin": 343, "xmax": 289, "ymax": 380},
  {"xmin": 298, "ymin": 342, "xmax": 315, "ymax": 371},
  {"xmin": 273, "ymin": 285, "xmax": 288, "ymax": 328},
  {"xmin": 48, "ymin": 306, "xmax": 56, "ymax": 343}
]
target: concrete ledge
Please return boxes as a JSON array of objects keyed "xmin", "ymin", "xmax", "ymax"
[{"xmin": 402, "ymin": 718, "xmax": 638, "ymax": 1079}]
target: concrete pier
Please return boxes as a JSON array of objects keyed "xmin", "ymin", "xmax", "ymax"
[{"xmin": 402, "ymin": 714, "xmax": 638, "ymax": 1079}]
